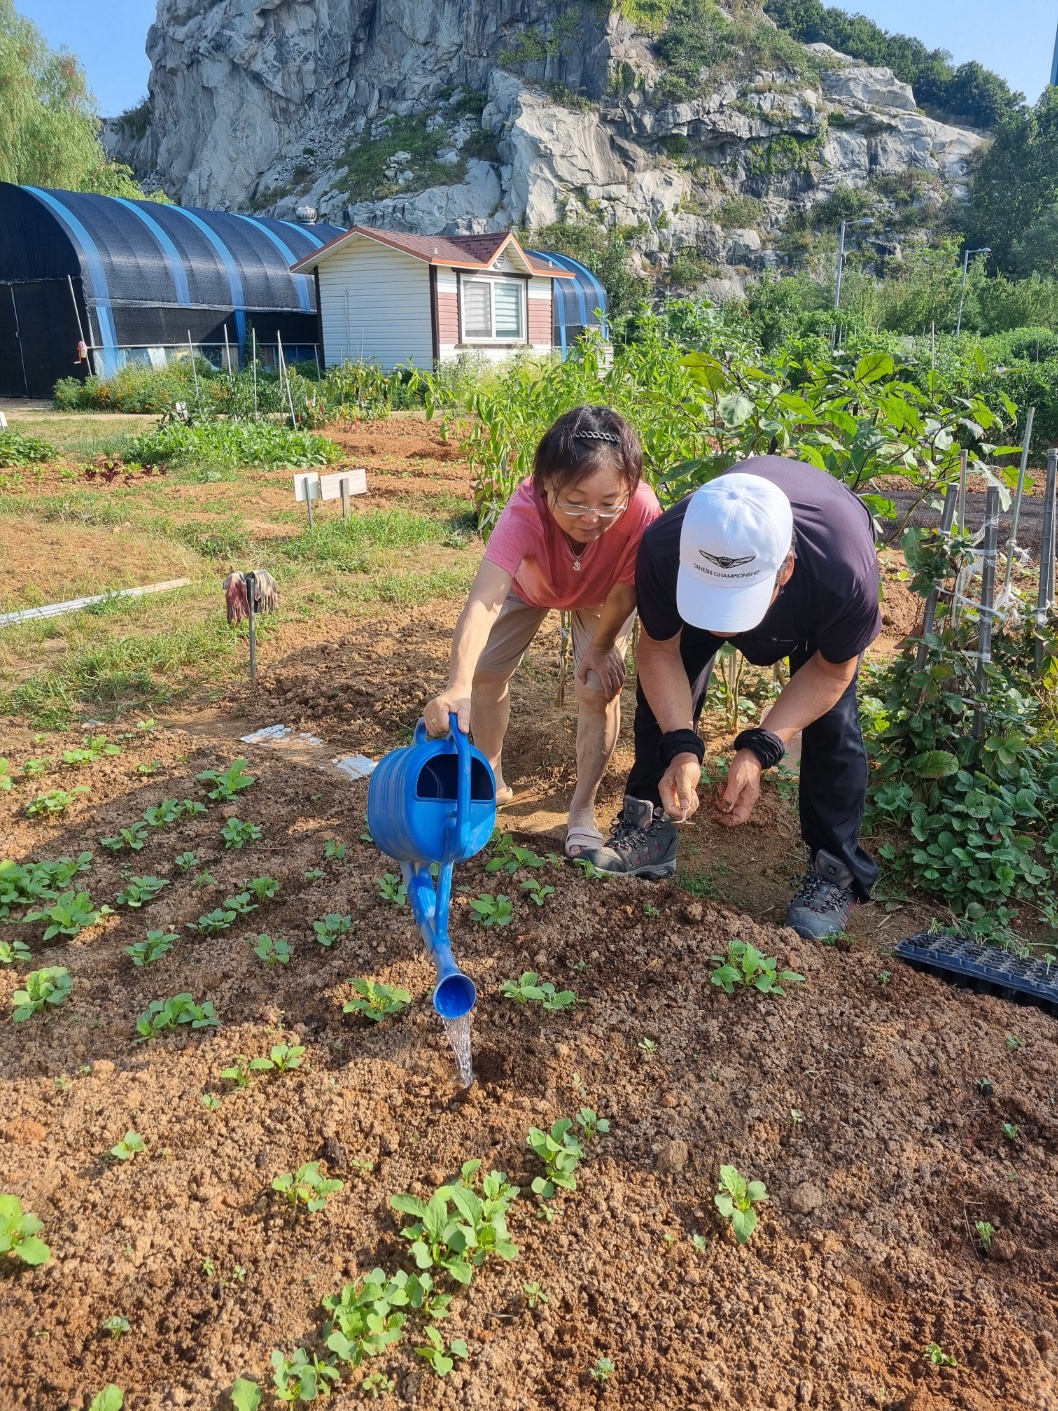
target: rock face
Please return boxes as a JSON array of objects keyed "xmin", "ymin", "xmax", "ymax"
[{"xmin": 108, "ymin": 1, "xmax": 985, "ymax": 287}]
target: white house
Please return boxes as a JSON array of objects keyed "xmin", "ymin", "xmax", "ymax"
[{"xmin": 289, "ymin": 227, "xmax": 576, "ymax": 370}]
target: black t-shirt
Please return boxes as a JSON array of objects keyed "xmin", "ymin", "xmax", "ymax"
[{"xmin": 636, "ymin": 456, "xmax": 881, "ymax": 665}]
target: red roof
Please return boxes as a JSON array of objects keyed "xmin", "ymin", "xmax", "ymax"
[{"xmin": 290, "ymin": 226, "xmax": 574, "ymax": 277}]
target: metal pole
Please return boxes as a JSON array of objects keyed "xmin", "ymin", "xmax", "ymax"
[
  {"xmin": 1035, "ymin": 448, "xmax": 1058, "ymax": 670},
  {"xmin": 956, "ymin": 248, "xmax": 970, "ymax": 337},
  {"xmin": 834, "ymin": 220, "xmax": 847, "ymax": 311},
  {"xmin": 277, "ymin": 330, "xmax": 297, "ymax": 428},
  {"xmin": 972, "ymin": 487, "xmax": 1000, "ymax": 740},
  {"xmin": 252, "ymin": 328, "xmax": 258, "ymax": 417},
  {"xmin": 916, "ymin": 482, "xmax": 959, "ymax": 669},
  {"xmin": 245, "ymin": 570, "xmax": 257, "ymax": 685},
  {"xmin": 187, "ymin": 330, "xmax": 200, "ymax": 400},
  {"xmin": 957, "ymin": 449, "xmax": 968, "ymax": 534},
  {"xmin": 340, "ymin": 475, "xmax": 350, "ymax": 522},
  {"xmin": 223, "ymin": 323, "xmax": 232, "ymax": 378},
  {"xmin": 1001, "ymin": 406, "xmax": 1036, "ymax": 599}
]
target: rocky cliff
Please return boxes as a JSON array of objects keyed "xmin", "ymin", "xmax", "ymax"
[{"xmin": 107, "ymin": 2, "xmax": 984, "ymax": 291}]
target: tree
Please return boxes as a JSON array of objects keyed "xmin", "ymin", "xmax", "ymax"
[
  {"xmin": 963, "ymin": 87, "xmax": 1058, "ymax": 274},
  {"xmin": 0, "ymin": 0, "xmax": 145, "ymax": 195}
]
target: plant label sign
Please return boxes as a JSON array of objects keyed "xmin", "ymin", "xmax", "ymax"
[
  {"xmin": 292, "ymin": 473, "xmax": 321, "ymax": 504},
  {"xmin": 319, "ymin": 468, "xmax": 367, "ymax": 501}
]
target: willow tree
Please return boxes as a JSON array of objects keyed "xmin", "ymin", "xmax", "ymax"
[{"xmin": 0, "ymin": 0, "xmax": 144, "ymax": 194}]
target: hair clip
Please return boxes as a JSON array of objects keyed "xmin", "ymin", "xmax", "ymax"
[{"xmin": 572, "ymin": 430, "xmax": 620, "ymax": 443}]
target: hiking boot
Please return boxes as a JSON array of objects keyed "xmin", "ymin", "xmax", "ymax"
[
  {"xmin": 583, "ymin": 796, "xmax": 678, "ymax": 880},
  {"xmin": 786, "ymin": 849, "xmax": 855, "ymax": 939}
]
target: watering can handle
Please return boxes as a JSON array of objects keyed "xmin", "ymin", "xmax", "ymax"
[{"xmin": 412, "ymin": 718, "xmax": 471, "ymax": 846}]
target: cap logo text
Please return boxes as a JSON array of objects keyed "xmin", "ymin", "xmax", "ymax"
[{"xmin": 699, "ymin": 550, "xmax": 755, "ymax": 570}]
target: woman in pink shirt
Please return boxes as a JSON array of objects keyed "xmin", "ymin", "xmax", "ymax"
[{"xmin": 424, "ymin": 405, "xmax": 661, "ymax": 856}]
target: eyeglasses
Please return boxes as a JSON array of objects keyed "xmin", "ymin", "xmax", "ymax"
[{"xmin": 552, "ymin": 498, "xmax": 629, "ymax": 520}]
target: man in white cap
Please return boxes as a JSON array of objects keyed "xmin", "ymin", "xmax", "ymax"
[{"xmin": 586, "ymin": 456, "xmax": 881, "ymax": 939}]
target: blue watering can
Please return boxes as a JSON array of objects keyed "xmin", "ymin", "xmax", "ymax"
[{"xmin": 367, "ymin": 720, "xmax": 496, "ymax": 1019}]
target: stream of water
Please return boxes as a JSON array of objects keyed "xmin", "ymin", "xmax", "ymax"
[{"xmin": 441, "ymin": 1012, "xmax": 474, "ymax": 1086}]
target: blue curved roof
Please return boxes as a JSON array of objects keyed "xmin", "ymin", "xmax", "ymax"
[
  {"xmin": 528, "ymin": 250, "xmax": 609, "ymax": 355},
  {"xmin": 0, "ymin": 183, "xmax": 343, "ymax": 371}
]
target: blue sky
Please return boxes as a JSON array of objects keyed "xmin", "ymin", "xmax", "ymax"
[{"xmin": 13, "ymin": 0, "xmax": 1058, "ymax": 118}]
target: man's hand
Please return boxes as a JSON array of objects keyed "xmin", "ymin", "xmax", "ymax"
[
  {"xmin": 713, "ymin": 748, "xmax": 762, "ymax": 827},
  {"xmin": 424, "ymin": 689, "xmax": 471, "ymax": 736},
  {"xmin": 659, "ymin": 752, "xmax": 702, "ymax": 821},
  {"xmin": 576, "ymin": 643, "xmax": 626, "ymax": 701}
]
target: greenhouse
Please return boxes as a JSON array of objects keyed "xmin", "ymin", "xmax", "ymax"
[{"xmin": 0, "ymin": 183, "xmax": 343, "ymax": 397}]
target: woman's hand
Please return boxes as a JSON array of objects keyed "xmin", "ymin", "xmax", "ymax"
[
  {"xmin": 424, "ymin": 690, "xmax": 471, "ymax": 736},
  {"xmin": 576, "ymin": 643, "xmax": 626, "ymax": 701},
  {"xmin": 659, "ymin": 752, "xmax": 701, "ymax": 821},
  {"xmin": 712, "ymin": 749, "xmax": 762, "ymax": 827}
]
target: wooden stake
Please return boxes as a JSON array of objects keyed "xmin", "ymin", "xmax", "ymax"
[
  {"xmin": 972, "ymin": 488, "xmax": 999, "ymax": 740},
  {"xmin": 1035, "ymin": 448, "xmax": 1058, "ymax": 671},
  {"xmin": 1001, "ymin": 406, "xmax": 1035, "ymax": 599},
  {"xmin": 245, "ymin": 570, "xmax": 257, "ymax": 684},
  {"xmin": 916, "ymin": 482, "xmax": 959, "ymax": 670}
]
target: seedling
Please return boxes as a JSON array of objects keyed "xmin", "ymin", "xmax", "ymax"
[
  {"xmin": 527, "ymin": 1118, "xmax": 584, "ymax": 1201},
  {"xmin": 110, "ymin": 1130, "xmax": 146, "ymax": 1161},
  {"xmin": 272, "ymin": 1161, "xmax": 344, "ymax": 1212},
  {"xmin": 710, "ymin": 939, "xmax": 804, "ymax": 996},
  {"xmin": 324, "ymin": 840, "xmax": 347, "ymax": 861},
  {"xmin": 101, "ymin": 1315, "xmax": 130, "ymax": 1339},
  {"xmin": 0, "ymin": 758, "xmax": 12, "ymax": 791},
  {"xmin": 180, "ymin": 799, "xmax": 207, "ymax": 817},
  {"xmin": 876, "ymin": 969, "xmax": 892, "ymax": 986},
  {"xmin": 230, "ymin": 1379, "xmax": 262, "ymax": 1411},
  {"xmin": 575, "ymin": 1108, "xmax": 610, "ymax": 1142},
  {"xmin": 573, "ymin": 858, "xmax": 610, "ymax": 881},
  {"xmin": 975, "ymin": 1220, "xmax": 996, "ymax": 1252},
  {"xmin": 197, "ymin": 759, "xmax": 255, "ymax": 801},
  {"xmin": 25, "ymin": 786, "xmax": 88, "ymax": 817},
  {"xmin": 486, "ymin": 833, "xmax": 546, "ymax": 875},
  {"xmin": 200, "ymin": 1093, "xmax": 221, "ymax": 1112},
  {"xmin": 223, "ymin": 892, "xmax": 258, "ymax": 917},
  {"xmin": 976, "ymin": 1076, "xmax": 995, "ymax": 1096},
  {"xmin": 590, "ymin": 1357, "xmax": 615, "ymax": 1383},
  {"xmin": 62, "ymin": 735, "xmax": 122, "ymax": 767},
  {"xmin": 414, "ymin": 1326, "xmax": 468, "ymax": 1378},
  {"xmin": 101, "ymin": 822, "xmax": 149, "ymax": 853},
  {"xmin": 0, "ymin": 939, "xmax": 32, "ymax": 965},
  {"xmin": 323, "ymin": 1268, "xmax": 408, "ymax": 1366},
  {"xmin": 221, "ymin": 1056, "xmax": 254, "ymax": 1089},
  {"xmin": 313, "ymin": 913, "xmax": 351, "ymax": 946},
  {"xmin": 134, "ymin": 993, "xmax": 219, "ymax": 1040},
  {"xmin": 174, "ymin": 851, "xmax": 199, "ymax": 872},
  {"xmin": 115, "ymin": 875, "xmax": 169, "ymax": 908},
  {"xmin": 125, "ymin": 930, "xmax": 178, "ymax": 967},
  {"xmin": 924, "ymin": 1343, "xmax": 957, "ymax": 1367},
  {"xmin": 714, "ymin": 1165, "xmax": 768, "ymax": 1244},
  {"xmin": 0, "ymin": 1193, "xmax": 50, "ymax": 1266},
  {"xmin": 378, "ymin": 872, "xmax": 407, "ymax": 906},
  {"xmin": 343, "ymin": 977, "xmax": 411, "ymax": 1022},
  {"xmin": 470, "ymin": 892, "xmax": 514, "ymax": 927},
  {"xmin": 189, "ymin": 908, "xmax": 238, "ymax": 937},
  {"xmin": 1005, "ymin": 1035, "xmax": 1023, "ymax": 1052},
  {"xmin": 360, "ymin": 1372, "xmax": 395, "ymax": 1399},
  {"xmin": 499, "ymin": 971, "xmax": 578, "ymax": 1012},
  {"xmin": 221, "ymin": 818, "xmax": 262, "ymax": 849},
  {"xmin": 252, "ymin": 1043, "xmax": 306, "ymax": 1073},
  {"xmin": 246, "ymin": 875, "xmax": 280, "ymax": 902},
  {"xmin": 143, "ymin": 799, "xmax": 182, "ymax": 827},
  {"xmin": 691, "ymin": 1232, "xmax": 708, "ymax": 1252},
  {"xmin": 252, "ymin": 934, "xmax": 292, "ymax": 967},
  {"xmin": 791, "ymin": 1108, "xmax": 805, "ymax": 1125},
  {"xmin": 643, "ymin": 903, "xmax": 661, "ymax": 918},
  {"xmin": 1002, "ymin": 1122, "xmax": 1020, "ymax": 1144},
  {"xmin": 523, "ymin": 1282, "xmax": 549, "ymax": 1309},
  {"xmin": 136, "ymin": 761, "xmax": 161, "ymax": 776},
  {"xmin": 270, "ymin": 1348, "xmax": 339, "ymax": 1404},
  {"xmin": 192, "ymin": 869, "xmax": 216, "ymax": 889},
  {"xmin": 24, "ymin": 890, "xmax": 108, "ymax": 940},
  {"xmin": 303, "ymin": 867, "xmax": 324, "ymax": 882},
  {"xmin": 520, "ymin": 878, "xmax": 555, "ymax": 907},
  {"xmin": 13, "ymin": 967, "xmax": 73, "ymax": 1021},
  {"xmin": 22, "ymin": 756, "xmax": 51, "ymax": 776},
  {"xmin": 88, "ymin": 1387, "xmax": 124, "ymax": 1411},
  {"xmin": 638, "ymin": 1038, "xmax": 658, "ymax": 1058}
]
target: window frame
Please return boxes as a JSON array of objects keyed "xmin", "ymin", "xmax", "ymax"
[{"xmin": 458, "ymin": 272, "xmax": 528, "ymax": 345}]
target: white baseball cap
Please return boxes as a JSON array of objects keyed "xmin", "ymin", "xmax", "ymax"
[{"xmin": 676, "ymin": 473, "xmax": 794, "ymax": 633}]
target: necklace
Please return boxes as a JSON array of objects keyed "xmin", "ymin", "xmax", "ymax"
[{"xmin": 563, "ymin": 531, "xmax": 586, "ymax": 571}]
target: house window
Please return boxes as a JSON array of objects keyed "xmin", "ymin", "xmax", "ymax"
[{"xmin": 459, "ymin": 275, "xmax": 526, "ymax": 343}]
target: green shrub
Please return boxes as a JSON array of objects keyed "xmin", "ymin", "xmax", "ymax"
[
  {"xmin": 0, "ymin": 430, "xmax": 55, "ymax": 467},
  {"xmin": 127, "ymin": 421, "xmax": 340, "ymax": 469},
  {"xmin": 53, "ymin": 362, "xmax": 203, "ymax": 414}
]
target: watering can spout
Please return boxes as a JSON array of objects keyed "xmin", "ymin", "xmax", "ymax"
[{"xmin": 431, "ymin": 942, "xmax": 477, "ymax": 1020}]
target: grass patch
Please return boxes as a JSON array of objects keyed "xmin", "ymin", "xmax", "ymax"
[
  {"xmin": 344, "ymin": 564, "xmax": 478, "ymax": 607},
  {"xmin": 274, "ymin": 509, "xmax": 475, "ymax": 571},
  {"xmin": 677, "ymin": 864, "xmax": 730, "ymax": 900},
  {"xmin": 338, "ymin": 115, "xmax": 465, "ymax": 203}
]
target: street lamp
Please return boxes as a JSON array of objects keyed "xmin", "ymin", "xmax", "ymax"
[
  {"xmin": 956, "ymin": 246, "xmax": 991, "ymax": 336},
  {"xmin": 834, "ymin": 217, "xmax": 874, "ymax": 311}
]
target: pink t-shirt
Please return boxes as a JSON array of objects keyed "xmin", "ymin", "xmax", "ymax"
[{"xmin": 483, "ymin": 478, "xmax": 662, "ymax": 610}]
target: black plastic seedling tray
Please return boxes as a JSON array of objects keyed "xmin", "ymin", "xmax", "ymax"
[{"xmin": 895, "ymin": 931, "xmax": 1058, "ymax": 1017}]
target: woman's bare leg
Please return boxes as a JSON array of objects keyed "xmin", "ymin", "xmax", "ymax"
[
  {"xmin": 471, "ymin": 668, "xmax": 516, "ymax": 802},
  {"xmin": 566, "ymin": 671, "xmax": 621, "ymax": 851}
]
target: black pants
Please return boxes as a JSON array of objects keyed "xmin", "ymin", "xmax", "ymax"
[{"xmin": 625, "ymin": 634, "xmax": 879, "ymax": 901}]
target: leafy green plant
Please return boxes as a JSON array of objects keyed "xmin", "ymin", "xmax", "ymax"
[
  {"xmin": 101, "ymin": 1314, "xmax": 130, "ymax": 1339},
  {"xmin": 101, "ymin": 822, "xmax": 149, "ymax": 852},
  {"xmin": 252, "ymin": 934, "xmax": 292, "ymax": 967},
  {"xmin": 714, "ymin": 1165, "xmax": 768, "ymax": 1245},
  {"xmin": 523, "ymin": 1281, "xmax": 549, "ymax": 1309},
  {"xmin": 709, "ymin": 939, "xmax": 804, "ymax": 996},
  {"xmin": 575, "ymin": 1108, "xmax": 610, "ymax": 1142},
  {"xmin": 62, "ymin": 735, "xmax": 122, "ymax": 766},
  {"xmin": 324, "ymin": 840, "xmax": 347, "ymax": 861},
  {"xmin": 201, "ymin": 1093, "xmax": 221, "ymax": 1112},
  {"xmin": 924, "ymin": 1342, "xmax": 957, "ymax": 1367},
  {"xmin": 590, "ymin": 1357, "xmax": 615, "ymax": 1383},
  {"xmin": 303, "ymin": 867, "xmax": 324, "ymax": 882},
  {"xmin": 134, "ymin": 993, "xmax": 219, "ymax": 1040},
  {"xmin": 246, "ymin": 875, "xmax": 281, "ymax": 902},
  {"xmin": 499, "ymin": 971, "xmax": 578, "ymax": 1012},
  {"xmin": 223, "ymin": 891, "xmax": 258, "ymax": 917},
  {"xmin": 0, "ymin": 938, "xmax": 32, "ymax": 965},
  {"xmin": 573, "ymin": 858, "xmax": 610, "ymax": 881},
  {"xmin": 638, "ymin": 1037, "xmax": 658, "ymax": 1058},
  {"xmin": 115, "ymin": 875, "xmax": 169, "ymax": 908},
  {"xmin": 470, "ymin": 892, "xmax": 514, "ymax": 927},
  {"xmin": 520, "ymin": 878, "xmax": 555, "ymax": 906},
  {"xmin": 1002, "ymin": 1122, "xmax": 1019, "ymax": 1143},
  {"xmin": 360, "ymin": 1372, "xmax": 395, "ymax": 1399},
  {"xmin": 272, "ymin": 1161, "xmax": 344, "ymax": 1212},
  {"xmin": 13, "ymin": 966, "xmax": 73, "ymax": 1020},
  {"xmin": 322, "ymin": 1267, "xmax": 407, "ymax": 1367},
  {"xmin": 24, "ymin": 889, "xmax": 107, "ymax": 940},
  {"xmin": 87, "ymin": 1386, "xmax": 124, "ymax": 1411},
  {"xmin": 270, "ymin": 1347, "xmax": 340, "ymax": 1404},
  {"xmin": 143, "ymin": 799, "xmax": 182, "ymax": 827},
  {"xmin": 221, "ymin": 818, "xmax": 261, "ymax": 850},
  {"xmin": 0, "ymin": 758, "xmax": 12, "ymax": 792},
  {"xmin": 25, "ymin": 786, "xmax": 89, "ymax": 817},
  {"xmin": 125, "ymin": 930, "xmax": 178, "ymax": 967},
  {"xmin": 109, "ymin": 1131, "xmax": 146, "ymax": 1161},
  {"xmin": 197, "ymin": 759, "xmax": 255, "ymax": 800},
  {"xmin": 0, "ymin": 1193, "xmax": 50, "ymax": 1266},
  {"xmin": 527, "ymin": 1119, "xmax": 584, "ymax": 1202},
  {"xmin": 343, "ymin": 977, "xmax": 411, "ymax": 1022},
  {"xmin": 230, "ymin": 1379, "xmax": 262, "ymax": 1411},
  {"xmin": 136, "ymin": 761, "xmax": 161, "ymax": 777},
  {"xmin": 22, "ymin": 756, "xmax": 52, "ymax": 776},
  {"xmin": 174, "ymin": 850, "xmax": 199, "ymax": 872},
  {"xmin": 414, "ymin": 1326, "xmax": 468, "ymax": 1378},
  {"xmin": 975, "ymin": 1220, "xmax": 996, "ymax": 1252},
  {"xmin": 390, "ymin": 1162, "xmax": 518, "ymax": 1287},
  {"xmin": 252, "ymin": 1043, "xmax": 306, "ymax": 1073},
  {"xmin": 486, "ymin": 833, "xmax": 547, "ymax": 875},
  {"xmin": 220, "ymin": 1056, "xmax": 254, "ymax": 1089},
  {"xmin": 378, "ymin": 872, "xmax": 407, "ymax": 906},
  {"xmin": 189, "ymin": 908, "xmax": 238, "ymax": 937},
  {"xmin": 313, "ymin": 913, "xmax": 351, "ymax": 946}
]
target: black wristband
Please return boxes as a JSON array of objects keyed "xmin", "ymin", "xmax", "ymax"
[
  {"xmin": 733, "ymin": 728, "xmax": 786, "ymax": 771},
  {"xmin": 659, "ymin": 729, "xmax": 705, "ymax": 768}
]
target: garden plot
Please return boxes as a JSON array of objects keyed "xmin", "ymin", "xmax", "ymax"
[{"xmin": 1, "ymin": 724, "xmax": 1056, "ymax": 1411}]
